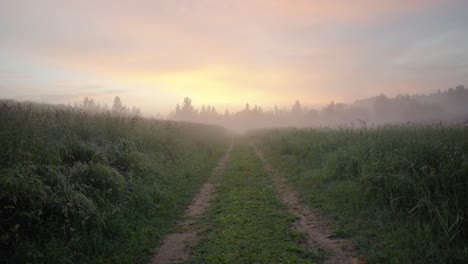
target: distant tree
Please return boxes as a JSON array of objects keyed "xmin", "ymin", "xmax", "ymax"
[
  {"xmin": 455, "ymin": 85, "xmax": 465, "ymax": 92},
  {"xmin": 292, "ymin": 100, "xmax": 302, "ymax": 114},
  {"xmin": 78, "ymin": 96, "xmax": 102, "ymax": 112},
  {"xmin": 173, "ymin": 97, "xmax": 197, "ymax": 121},
  {"xmin": 112, "ymin": 96, "xmax": 124, "ymax": 112},
  {"xmin": 252, "ymin": 105, "xmax": 262, "ymax": 113},
  {"xmin": 322, "ymin": 101, "xmax": 336, "ymax": 117},
  {"xmin": 374, "ymin": 95, "xmax": 391, "ymax": 121},
  {"xmin": 182, "ymin": 97, "xmax": 193, "ymax": 112},
  {"xmin": 131, "ymin": 106, "xmax": 141, "ymax": 116}
]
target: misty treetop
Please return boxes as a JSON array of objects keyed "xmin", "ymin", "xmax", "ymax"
[
  {"xmin": 76, "ymin": 86, "xmax": 468, "ymax": 131},
  {"xmin": 168, "ymin": 86, "xmax": 468, "ymax": 130},
  {"xmin": 75, "ymin": 96, "xmax": 141, "ymax": 116}
]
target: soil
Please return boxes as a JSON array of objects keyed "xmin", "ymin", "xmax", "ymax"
[
  {"xmin": 251, "ymin": 144, "xmax": 360, "ymax": 264},
  {"xmin": 151, "ymin": 144, "xmax": 233, "ymax": 264}
]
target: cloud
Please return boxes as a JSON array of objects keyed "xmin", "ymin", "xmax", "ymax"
[
  {"xmin": 0, "ymin": 0, "xmax": 466, "ymax": 114},
  {"xmin": 0, "ymin": 72, "xmax": 31, "ymax": 81}
]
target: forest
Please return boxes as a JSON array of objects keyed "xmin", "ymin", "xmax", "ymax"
[
  {"xmin": 68, "ymin": 86, "xmax": 468, "ymax": 132},
  {"xmin": 168, "ymin": 85, "xmax": 468, "ymax": 130}
]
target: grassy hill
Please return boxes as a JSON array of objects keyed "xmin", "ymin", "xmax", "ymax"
[{"xmin": 0, "ymin": 100, "xmax": 228, "ymax": 263}]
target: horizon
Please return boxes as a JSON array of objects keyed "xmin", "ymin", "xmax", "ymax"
[
  {"xmin": 3, "ymin": 84, "xmax": 467, "ymax": 133},
  {"xmin": 1, "ymin": 1, "xmax": 468, "ymax": 115},
  {"xmin": 2, "ymin": 84, "xmax": 465, "ymax": 117},
  {"xmin": 1, "ymin": 2, "xmax": 468, "ymax": 261}
]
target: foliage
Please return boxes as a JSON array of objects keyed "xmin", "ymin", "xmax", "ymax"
[
  {"xmin": 0, "ymin": 100, "xmax": 228, "ymax": 263},
  {"xmin": 167, "ymin": 86, "xmax": 468, "ymax": 131},
  {"xmin": 251, "ymin": 125, "xmax": 468, "ymax": 263}
]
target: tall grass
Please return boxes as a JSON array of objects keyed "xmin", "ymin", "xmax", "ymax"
[
  {"xmin": 252, "ymin": 125, "xmax": 468, "ymax": 262},
  {"xmin": 0, "ymin": 100, "xmax": 228, "ymax": 263}
]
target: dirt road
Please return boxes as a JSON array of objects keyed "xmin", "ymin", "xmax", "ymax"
[
  {"xmin": 152, "ymin": 142, "xmax": 357, "ymax": 263},
  {"xmin": 251, "ymin": 143, "xmax": 358, "ymax": 264},
  {"xmin": 151, "ymin": 144, "xmax": 232, "ymax": 264}
]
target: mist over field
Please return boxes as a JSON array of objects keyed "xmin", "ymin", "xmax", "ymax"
[
  {"xmin": 64, "ymin": 84, "xmax": 468, "ymax": 131},
  {"xmin": 1, "ymin": 1, "xmax": 468, "ymax": 263},
  {"xmin": 169, "ymin": 85, "xmax": 468, "ymax": 130}
]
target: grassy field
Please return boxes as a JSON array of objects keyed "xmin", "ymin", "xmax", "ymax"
[
  {"xmin": 251, "ymin": 125, "xmax": 468, "ymax": 263},
  {"xmin": 189, "ymin": 140, "xmax": 319, "ymax": 263},
  {"xmin": 0, "ymin": 100, "xmax": 228, "ymax": 263},
  {"xmin": 2, "ymin": 99, "xmax": 467, "ymax": 264}
]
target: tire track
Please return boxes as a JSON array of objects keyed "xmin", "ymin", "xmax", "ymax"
[
  {"xmin": 151, "ymin": 144, "xmax": 233, "ymax": 264},
  {"xmin": 251, "ymin": 143, "xmax": 359, "ymax": 264}
]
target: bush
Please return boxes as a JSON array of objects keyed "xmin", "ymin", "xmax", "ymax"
[{"xmin": 72, "ymin": 163, "xmax": 126, "ymax": 200}]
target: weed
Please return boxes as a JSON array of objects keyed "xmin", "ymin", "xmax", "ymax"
[
  {"xmin": 251, "ymin": 125, "xmax": 468, "ymax": 263},
  {"xmin": 0, "ymin": 100, "xmax": 228, "ymax": 263}
]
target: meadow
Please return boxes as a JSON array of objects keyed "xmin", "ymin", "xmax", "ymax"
[
  {"xmin": 251, "ymin": 125, "xmax": 468, "ymax": 263},
  {"xmin": 190, "ymin": 140, "xmax": 319, "ymax": 263},
  {"xmin": 0, "ymin": 100, "xmax": 228, "ymax": 263},
  {"xmin": 1, "ymin": 99, "xmax": 467, "ymax": 263}
]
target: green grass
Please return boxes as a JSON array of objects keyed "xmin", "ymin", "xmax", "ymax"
[
  {"xmin": 3, "ymin": 99, "xmax": 467, "ymax": 263},
  {"xmin": 189, "ymin": 140, "xmax": 319, "ymax": 263},
  {"xmin": 251, "ymin": 126, "xmax": 468, "ymax": 263},
  {"xmin": 0, "ymin": 100, "xmax": 228, "ymax": 263}
]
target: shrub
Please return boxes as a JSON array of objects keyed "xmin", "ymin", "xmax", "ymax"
[{"xmin": 71, "ymin": 163, "xmax": 126, "ymax": 200}]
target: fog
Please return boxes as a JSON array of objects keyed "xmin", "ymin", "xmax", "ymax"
[{"xmin": 72, "ymin": 85, "xmax": 468, "ymax": 132}]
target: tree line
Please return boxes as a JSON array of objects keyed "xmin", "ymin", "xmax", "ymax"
[
  {"xmin": 75, "ymin": 85, "xmax": 468, "ymax": 131},
  {"xmin": 75, "ymin": 96, "xmax": 141, "ymax": 116},
  {"xmin": 169, "ymin": 85, "xmax": 468, "ymax": 130}
]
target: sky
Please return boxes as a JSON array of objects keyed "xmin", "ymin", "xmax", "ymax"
[{"xmin": 1, "ymin": 0, "xmax": 467, "ymax": 115}]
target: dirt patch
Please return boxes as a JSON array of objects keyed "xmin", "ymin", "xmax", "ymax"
[
  {"xmin": 250, "ymin": 144, "xmax": 360, "ymax": 264},
  {"xmin": 151, "ymin": 144, "xmax": 233, "ymax": 264}
]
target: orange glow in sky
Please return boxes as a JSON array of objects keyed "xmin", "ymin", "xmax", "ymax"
[{"xmin": 0, "ymin": 0, "xmax": 467, "ymax": 114}]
